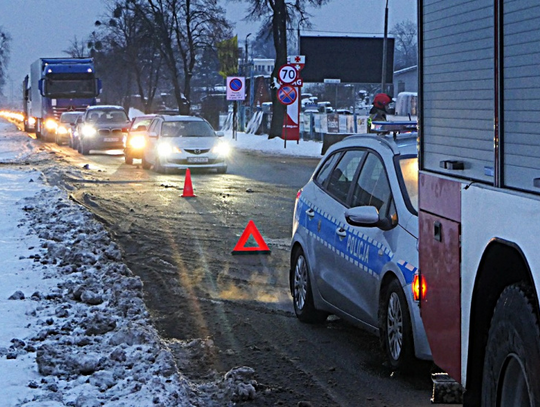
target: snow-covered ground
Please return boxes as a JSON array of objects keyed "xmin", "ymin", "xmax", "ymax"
[{"xmin": 0, "ymin": 119, "xmax": 326, "ymax": 406}]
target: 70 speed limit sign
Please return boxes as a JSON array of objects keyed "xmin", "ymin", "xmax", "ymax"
[{"xmin": 278, "ymin": 65, "xmax": 298, "ymax": 84}]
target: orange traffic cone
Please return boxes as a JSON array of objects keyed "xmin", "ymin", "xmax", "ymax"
[{"xmin": 181, "ymin": 168, "xmax": 196, "ymax": 197}]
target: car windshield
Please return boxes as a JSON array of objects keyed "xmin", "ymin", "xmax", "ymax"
[
  {"xmin": 398, "ymin": 156, "xmax": 418, "ymax": 213},
  {"xmin": 160, "ymin": 121, "xmax": 215, "ymax": 137},
  {"xmin": 60, "ymin": 112, "xmax": 82, "ymax": 123},
  {"xmin": 88, "ymin": 110, "xmax": 128, "ymax": 123}
]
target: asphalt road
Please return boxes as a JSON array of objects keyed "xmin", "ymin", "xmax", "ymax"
[{"xmin": 35, "ymin": 141, "xmax": 452, "ymax": 407}]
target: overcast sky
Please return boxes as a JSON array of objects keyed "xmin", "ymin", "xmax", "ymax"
[{"xmin": 0, "ymin": 0, "xmax": 416, "ymax": 101}]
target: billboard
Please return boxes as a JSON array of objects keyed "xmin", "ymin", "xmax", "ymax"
[{"xmin": 300, "ymin": 36, "xmax": 395, "ymax": 83}]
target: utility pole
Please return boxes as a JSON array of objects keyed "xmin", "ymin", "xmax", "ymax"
[{"xmin": 381, "ymin": 0, "xmax": 389, "ymax": 94}]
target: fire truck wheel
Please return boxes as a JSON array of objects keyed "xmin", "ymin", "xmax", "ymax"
[
  {"xmin": 291, "ymin": 248, "xmax": 328, "ymax": 324},
  {"xmin": 481, "ymin": 283, "xmax": 540, "ymax": 407},
  {"xmin": 380, "ymin": 278, "xmax": 415, "ymax": 370}
]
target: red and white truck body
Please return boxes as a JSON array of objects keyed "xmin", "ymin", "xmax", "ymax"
[{"xmin": 418, "ymin": 0, "xmax": 540, "ymax": 405}]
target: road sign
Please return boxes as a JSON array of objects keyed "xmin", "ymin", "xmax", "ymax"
[
  {"xmin": 278, "ymin": 65, "xmax": 298, "ymax": 85},
  {"xmin": 277, "ymin": 85, "xmax": 298, "ymax": 105},
  {"xmin": 288, "ymin": 55, "xmax": 306, "ymax": 71},
  {"xmin": 226, "ymin": 76, "xmax": 246, "ymax": 101},
  {"xmin": 324, "ymin": 78, "xmax": 341, "ymax": 84}
]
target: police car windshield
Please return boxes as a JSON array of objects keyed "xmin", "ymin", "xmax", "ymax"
[{"xmin": 398, "ymin": 156, "xmax": 418, "ymax": 212}]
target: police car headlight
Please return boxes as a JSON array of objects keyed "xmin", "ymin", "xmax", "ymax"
[
  {"xmin": 212, "ymin": 141, "xmax": 231, "ymax": 157},
  {"xmin": 82, "ymin": 125, "xmax": 97, "ymax": 137},
  {"xmin": 129, "ymin": 135, "xmax": 146, "ymax": 149},
  {"xmin": 45, "ymin": 119, "xmax": 58, "ymax": 131}
]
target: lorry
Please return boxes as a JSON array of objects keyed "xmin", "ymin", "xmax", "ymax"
[
  {"xmin": 22, "ymin": 58, "xmax": 101, "ymax": 140},
  {"xmin": 418, "ymin": 0, "xmax": 540, "ymax": 405}
]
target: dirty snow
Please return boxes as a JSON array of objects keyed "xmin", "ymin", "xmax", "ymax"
[{"xmin": 0, "ymin": 120, "xmax": 267, "ymax": 406}]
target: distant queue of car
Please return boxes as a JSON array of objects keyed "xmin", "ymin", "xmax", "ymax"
[{"xmin": 50, "ymin": 105, "xmax": 230, "ymax": 174}]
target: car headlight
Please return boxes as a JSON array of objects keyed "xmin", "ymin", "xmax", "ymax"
[
  {"xmin": 129, "ymin": 135, "xmax": 146, "ymax": 149},
  {"xmin": 28, "ymin": 117, "xmax": 36, "ymax": 126},
  {"xmin": 157, "ymin": 142, "xmax": 173, "ymax": 157},
  {"xmin": 45, "ymin": 119, "xmax": 58, "ymax": 131},
  {"xmin": 57, "ymin": 125, "xmax": 69, "ymax": 135},
  {"xmin": 82, "ymin": 125, "xmax": 97, "ymax": 137},
  {"xmin": 212, "ymin": 141, "xmax": 231, "ymax": 157}
]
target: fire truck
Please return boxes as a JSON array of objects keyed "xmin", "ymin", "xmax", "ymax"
[{"xmin": 418, "ymin": 0, "xmax": 540, "ymax": 405}]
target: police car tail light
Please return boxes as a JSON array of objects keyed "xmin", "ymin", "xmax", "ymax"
[{"xmin": 412, "ymin": 274, "xmax": 427, "ymax": 302}]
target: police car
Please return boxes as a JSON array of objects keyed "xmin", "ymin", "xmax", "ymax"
[{"xmin": 290, "ymin": 130, "xmax": 431, "ymax": 369}]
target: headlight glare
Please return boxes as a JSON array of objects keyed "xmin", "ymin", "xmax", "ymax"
[
  {"xmin": 129, "ymin": 135, "xmax": 146, "ymax": 149},
  {"xmin": 57, "ymin": 126, "xmax": 69, "ymax": 135},
  {"xmin": 45, "ymin": 119, "xmax": 58, "ymax": 131},
  {"xmin": 157, "ymin": 142, "xmax": 173, "ymax": 157},
  {"xmin": 82, "ymin": 125, "xmax": 97, "ymax": 137},
  {"xmin": 213, "ymin": 141, "xmax": 231, "ymax": 156}
]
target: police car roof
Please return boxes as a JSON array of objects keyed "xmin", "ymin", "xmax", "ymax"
[{"xmin": 326, "ymin": 133, "xmax": 417, "ymax": 157}]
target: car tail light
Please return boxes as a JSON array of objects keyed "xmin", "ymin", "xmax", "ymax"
[
  {"xmin": 296, "ymin": 189, "xmax": 302, "ymax": 201},
  {"xmin": 412, "ymin": 273, "xmax": 427, "ymax": 302}
]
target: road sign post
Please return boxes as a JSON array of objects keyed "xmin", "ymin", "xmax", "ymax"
[{"xmin": 227, "ymin": 77, "xmax": 246, "ymax": 140}]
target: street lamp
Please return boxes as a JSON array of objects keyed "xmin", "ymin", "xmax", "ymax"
[
  {"xmin": 245, "ymin": 33, "xmax": 251, "ymax": 72},
  {"xmin": 381, "ymin": 0, "xmax": 389, "ymax": 94}
]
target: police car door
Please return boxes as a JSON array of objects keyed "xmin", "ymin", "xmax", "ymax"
[
  {"xmin": 313, "ymin": 149, "xmax": 367, "ymax": 312},
  {"xmin": 333, "ymin": 152, "xmax": 397, "ymax": 327}
]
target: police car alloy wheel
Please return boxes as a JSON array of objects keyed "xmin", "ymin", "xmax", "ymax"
[
  {"xmin": 291, "ymin": 249, "xmax": 327, "ymax": 324},
  {"xmin": 380, "ymin": 279, "xmax": 414, "ymax": 369}
]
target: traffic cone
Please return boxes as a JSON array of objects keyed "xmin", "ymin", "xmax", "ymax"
[{"xmin": 181, "ymin": 168, "xmax": 196, "ymax": 197}]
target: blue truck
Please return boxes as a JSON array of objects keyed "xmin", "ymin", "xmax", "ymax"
[{"xmin": 22, "ymin": 58, "xmax": 102, "ymax": 140}]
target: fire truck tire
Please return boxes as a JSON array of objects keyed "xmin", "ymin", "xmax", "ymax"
[
  {"xmin": 291, "ymin": 248, "xmax": 328, "ymax": 324},
  {"xmin": 379, "ymin": 278, "xmax": 415, "ymax": 370},
  {"xmin": 481, "ymin": 283, "xmax": 540, "ymax": 407}
]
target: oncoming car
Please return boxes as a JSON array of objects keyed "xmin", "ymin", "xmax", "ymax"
[
  {"xmin": 76, "ymin": 105, "xmax": 130, "ymax": 155},
  {"xmin": 55, "ymin": 111, "xmax": 83, "ymax": 146},
  {"xmin": 290, "ymin": 132, "xmax": 431, "ymax": 369},
  {"xmin": 141, "ymin": 115, "xmax": 230, "ymax": 174},
  {"xmin": 124, "ymin": 115, "xmax": 156, "ymax": 165}
]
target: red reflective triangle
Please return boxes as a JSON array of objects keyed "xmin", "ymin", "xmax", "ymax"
[{"xmin": 232, "ymin": 220, "xmax": 271, "ymax": 255}]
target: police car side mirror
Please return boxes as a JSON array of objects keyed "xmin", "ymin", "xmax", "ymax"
[{"xmin": 345, "ymin": 206, "xmax": 380, "ymax": 227}]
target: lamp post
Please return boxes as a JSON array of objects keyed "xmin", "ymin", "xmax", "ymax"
[
  {"xmin": 244, "ymin": 33, "xmax": 252, "ymax": 126},
  {"xmin": 381, "ymin": 0, "xmax": 389, "ymax": 94}
]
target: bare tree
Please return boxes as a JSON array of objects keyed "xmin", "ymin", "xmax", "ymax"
[
  {"xmin": 391, "ymin": 20, "xmax": 417, "ymax": 70},
  {"xmin": 240, "ymin": 0, "xmax": 329, "ymax": 138},
  {"xmin": 127, "ymin": 0, "xmax": 232, "ymax": 114},
  {"xmin": 96, "ymin": 1, "xmax": 164, "ymax": 113},
  {"xmin": 63, "ymin": 36, "xmax": 89, "ymax": 58},
  {"xmin": 0, "ymin": 26, "xmax": 11, "ymax": 95}
]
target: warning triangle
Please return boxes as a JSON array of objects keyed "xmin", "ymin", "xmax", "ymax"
[{"xmin": 232, "ymin": 220, "xmax": 271, "ymax": 255}]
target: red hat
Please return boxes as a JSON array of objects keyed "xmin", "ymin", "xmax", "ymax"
[{"xmin": 373, "ymin": 93, "xmax": 392, "ymax": 109}]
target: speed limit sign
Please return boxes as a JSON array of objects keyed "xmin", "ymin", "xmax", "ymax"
[{"xmin": 278, "ymin": 65, "xmax": 298, "ymax": 84}]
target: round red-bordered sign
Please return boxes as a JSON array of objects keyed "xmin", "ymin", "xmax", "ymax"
[
  {"xmin": 278, "ymin": 65, "xmax": 298, "ymax": 85},
  {"xmin": 277, "ymin": 85, "xmax": 298, "ymax": 105}
]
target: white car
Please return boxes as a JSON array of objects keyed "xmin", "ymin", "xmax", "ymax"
[
  {"xmin": 290, "ymin": 131, "xmax": 431, "ymax": 369},
  {"xmin": 141, "ymin": 115, "xmax": 230, "ymax": 174}
]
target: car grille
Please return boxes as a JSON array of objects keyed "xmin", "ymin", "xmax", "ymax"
[
  {"xmin": 184, "ymin": 148, "xmax": 211, "ymax": 155},
  {"xmin": 167, "ymin": 158, "xmax": 220, "ymax": 165},
  {"xmin": 98, "ymin": 129, "xmax": 124, "ymax": 136}
]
